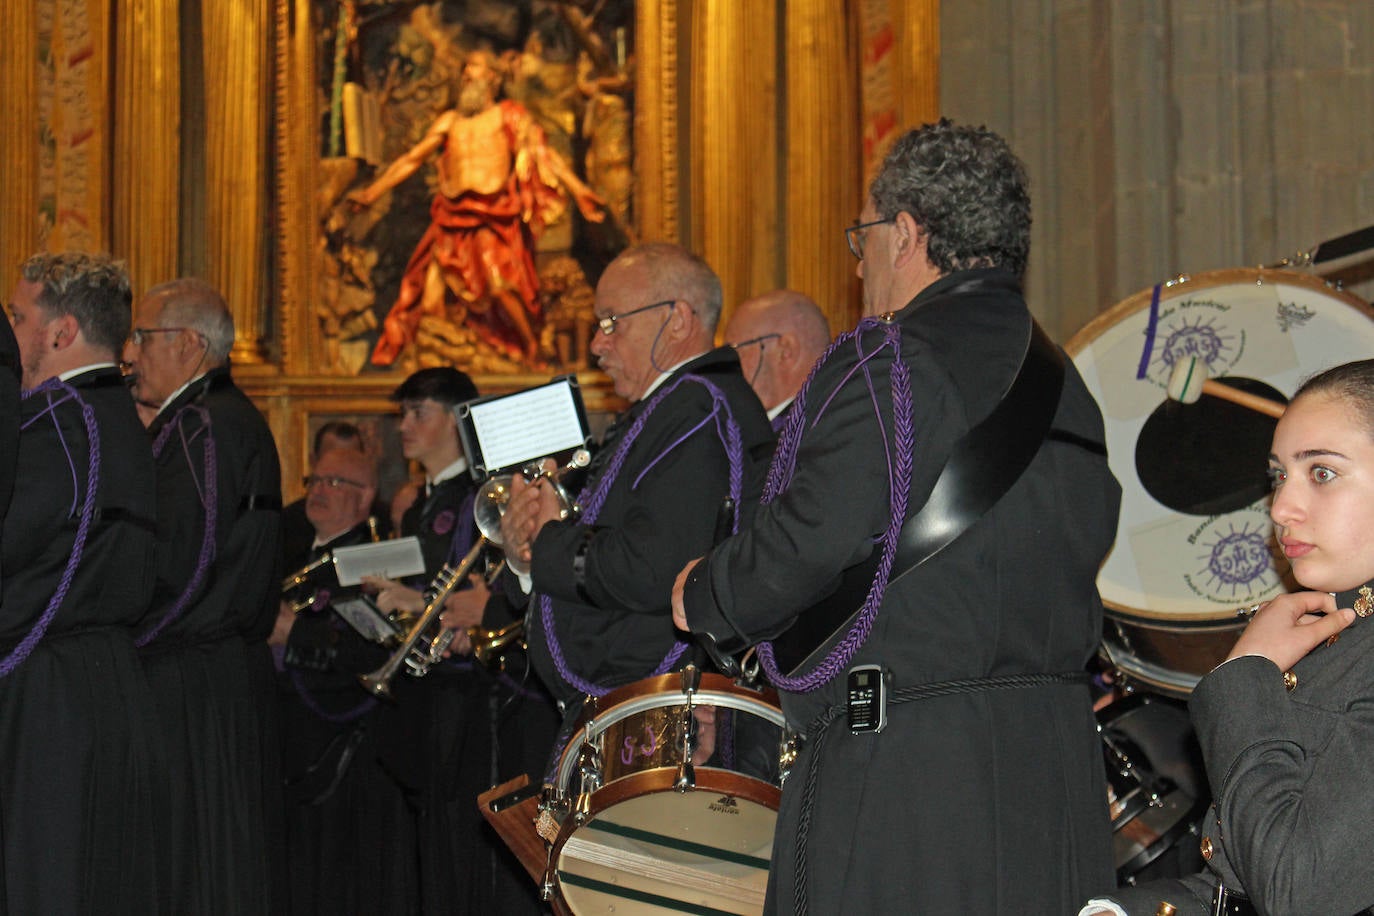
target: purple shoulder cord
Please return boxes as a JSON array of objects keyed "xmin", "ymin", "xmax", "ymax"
[
  {"xmin": 538, "ymin": 372, "xmax": 745, "ymax": 697},
  {"xmin": 135, "ymin": 405, "xmax": 219, "ymax": 647},
  {"xmin": 0, "ymin": 380, "xmax": 101, "ymax": 677},
  {"xmin": 754, "ymin": 318, "xmax": 914, "ymax": 692}
]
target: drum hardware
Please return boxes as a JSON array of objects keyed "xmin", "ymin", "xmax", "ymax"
[
  {"xmin": 1165, "ymin": 357, "xmax": 1286, "ymax": 419},
  {"xmin": 358, "ymin": 450, "xmax": 589, "ymax": 698}
]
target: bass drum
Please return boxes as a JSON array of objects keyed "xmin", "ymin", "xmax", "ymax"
[
  {"xmin": 544, "ymin": 670, "xmax": 787, "ymax": 916},
  {"xmin": 1066, "ymin": 269, "xmax": 1374, "ymax": 694}
]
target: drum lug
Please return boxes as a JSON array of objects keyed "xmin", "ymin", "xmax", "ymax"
[
  {"xmin": 572, "ymin": 739, "xmax": 602, "ymax": 823},
  {"xmin": 674, "ymin": 759, "xmax": 696, "ymax": 792},
  {"xmin": 778, "ymin": 729, "xmax": 802, "ymax": 787}
]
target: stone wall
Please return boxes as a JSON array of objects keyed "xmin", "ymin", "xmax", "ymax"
[{"xmin": 941, "ymin": 0, "xmax": 1374, "ymax": 340}]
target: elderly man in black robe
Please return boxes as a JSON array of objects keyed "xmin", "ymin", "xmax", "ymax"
[
  {"xmin": 1, "ymin": 252, "xmax": 163, "ymax": 913},
  {"xmin": 673, "ymin": 120, "xmax": 1121, "ymax": 914},
  {"xmin": 123, "ymin": 277, "xmax": 285, "ymax": 914}
]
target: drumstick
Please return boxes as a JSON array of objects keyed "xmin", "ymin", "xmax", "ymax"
[{"xmin": 1166, "ymin": 357, "xmax": 1287, "ymax": 419}]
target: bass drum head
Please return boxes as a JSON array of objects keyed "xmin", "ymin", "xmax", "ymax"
[
  {"xmin": 552, "ymin": 769, "xmax": 778, "ymax": 915},
  {"xmin": 1067, "ymin": 270, "xmax": 1374, "ymax": 634}
]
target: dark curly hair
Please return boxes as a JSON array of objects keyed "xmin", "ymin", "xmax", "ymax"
[{"xmin": 868, "ymin": 118, "xmax": 1031, "ymax": 278}]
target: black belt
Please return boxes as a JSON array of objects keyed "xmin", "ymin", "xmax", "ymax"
[{"xmin": 1212, "ymin": 885, "xmax": 1256, "ymax": 916}]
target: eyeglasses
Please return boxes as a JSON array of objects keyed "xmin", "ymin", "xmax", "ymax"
[
  {"xmin": 596, "ymin": 299, "xmax": 675, "ymax": 336},
  {"xmin": 845, "ymin": 218, "xmax": 894, "ymax": 260},
  {"xmin": 130, "ymin": 326, "xmax": 192, "ymax": 346},
  {"xmin": 730, "ymin": 333, "xmax": 781, "ymax": 353},
  {"xmin": 731, "ymin": 333, "xmax": 781, "ymax": 385},
  {"xmin": 303, "ymin": 474, "xmax": 366, "ymax": 490}
]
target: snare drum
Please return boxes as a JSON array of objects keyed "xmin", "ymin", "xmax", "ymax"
[
  {"xmin": 543, "ymin": 669, "xmax": 787, "ymax": 916},
  {"xmin": 1067, "ymin": 269, "xmax": 1374, "ymax": 693}
]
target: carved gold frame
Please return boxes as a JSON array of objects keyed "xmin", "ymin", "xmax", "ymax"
[
  {"xmin": 260, "ymin": 0, "xmax": 681, "ymax": 499},
  {"xmin": 271, "ymin": 0, "xmax": 678, "ymax": 384}
]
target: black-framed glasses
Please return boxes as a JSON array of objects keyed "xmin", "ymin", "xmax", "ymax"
[
  {"xmin": 731, "ymin": 333, "xmax": 781, "ymax": 385},
  {"xmin": 730, "ymin": 333, "xmax": 781, "ymax": 354},
  {"xmin": 303, "ymin": 474, "xmax": 366, "ymax": 490},
  {"xmin": 596, "ymin": 299, "xmax": 675, "ymax": 336},
  {"xmin": 845, "ymin": 218, "xmax": 893, "ymax": 260},
  {"xmin": 130, "ymin": 326, "xmax": 192, "ymax": 346}
]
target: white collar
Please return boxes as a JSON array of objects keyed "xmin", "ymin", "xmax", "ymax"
[
  {"xmin": 428, "ymin": 456, "xmax": 469, "ymax": 489},
  {"xmin": 58, "ymin": 361, "xmax": 119, "ymax": 382},
  {"xmin": 639, "ymin": 351, "xmax": 708, "ymax": 401}
]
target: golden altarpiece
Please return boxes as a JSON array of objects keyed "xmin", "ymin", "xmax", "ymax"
[{"xmin": 0, "ymin": 0, "xmax": 937, "ymax": 499}]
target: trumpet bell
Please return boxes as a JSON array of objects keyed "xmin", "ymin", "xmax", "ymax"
[{"xmin": 475, "ymin": 478, "xmax": 512, "ymax": 546}]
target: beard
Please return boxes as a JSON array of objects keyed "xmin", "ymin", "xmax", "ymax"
[{"xmin": 457, "ymin": 78, "xmax": 494, "ymax": 116}]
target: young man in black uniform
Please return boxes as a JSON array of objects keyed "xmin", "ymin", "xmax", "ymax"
[{"xmin": 2, "ymin": 253, "xmax": 164, "ymax": 913}]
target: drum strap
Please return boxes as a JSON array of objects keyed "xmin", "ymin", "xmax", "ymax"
[
  {"xmin": 789, "ymin": 669, "xmax": 1090, "ymax": 915},
  {"xmin": 771, "ymin": 319, "xmax": 1070, "ymax": 676}
]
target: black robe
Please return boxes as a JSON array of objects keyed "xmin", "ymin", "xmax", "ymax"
[
  {"xmin": 137, "ymin": 367, "xmax": 285, "ymax": 915},
  {"xmin": 683, "ymin": 270, "xmax": 1121, "ymax": 913},
  {"xmin": 0, "ymin": 367, "xmax": 164, "ymax": 914},
  {"xmin": 527, "ymin": 346, "xmax": 775, "ymax": 707},
  {"xmin": 0, "ymin": 319, "xmax": 18, "ymax": 585},
  {"xmin": 277, "ymin": 517, "xmax": 422, "ymax": 915}
]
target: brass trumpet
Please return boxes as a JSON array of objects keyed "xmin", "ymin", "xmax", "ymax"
[
  {"xmin": 467, "ymin": 619, "xmax": 527, "ymax": 669},
  {"xmin": 358, "ymin": 449, "xmax": 589, "ymax": 698},
  {"xmin": 281, "ymin": 553, "xmax": 333, "ymax": 614}
]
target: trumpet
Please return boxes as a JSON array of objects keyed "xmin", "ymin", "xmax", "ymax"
[
  {"xmin": 281, "ymin": 553, "xmax": 333, "ymax": 613},
  {"xmin": 467, "ymin": 619, "xmax": 526, "ymax": 669},
  {"xmin": 359, "ymin": 449, "xmax": 589, "ymax": 698}
]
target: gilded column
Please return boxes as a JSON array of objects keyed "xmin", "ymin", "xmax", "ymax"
[
  {"xmin": 633, "ymin": 0, "xmax": 680, "ymax": 244},
  {"xmin": 690, "ymin": 0, "xmax": 779, "ymax": 317},
  {"xmin": 113, "ymin": 0, "xmax": 180, "ymax": 291},
  {"xmin": 201, "ymin": 0, "xmax": 271, "ymax": 363},
  {"xmin": 896, "ymin": 0, "xmax": 940, "ymax": 134},
  {"xmin": 784, "ymin": 0, "xmax": 862, "ymax": 331},
  {"xmin": 0, "ymin": 1, "xmax": 39, "ymax": 271}
]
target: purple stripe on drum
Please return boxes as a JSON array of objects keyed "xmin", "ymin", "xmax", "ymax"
[{"xmin": 1137, "ymin": 283, "xmax": 1163, "ymax": 379}]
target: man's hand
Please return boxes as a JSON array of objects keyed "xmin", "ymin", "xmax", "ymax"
[
  {"xmin": 1226, "ymin": 590, "xmax": 1356, "ymax": 671},
  {"xmin": 671, "ymin": 558, "xmax": 702, "ymax": 630},
  {"xmin": 268, "ymin": 600, "xmax": 296, "ymax": 648},
  {"xmin": 499, "ymin": 465, "xmax": 565, "ymax": 574},
  {"xmin": 363, "ymin": 576, "xmax": 425, "ymax": 616},
  {"xmin": 438, "ymin": 575, "xmax": 489, "ymax": 657}
]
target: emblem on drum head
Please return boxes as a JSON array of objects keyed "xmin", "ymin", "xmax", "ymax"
[
  {"xmin": 1156, "ymin": 316, "xmax": 1235, "ymax": 379},
  {"xmin": 1187, "ymin": 514, "xmax": 1282, "ymax": 602}
]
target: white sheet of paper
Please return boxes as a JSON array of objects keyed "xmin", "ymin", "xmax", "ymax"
[{"xmin": 332, "ymin": 536, "xmax": 426, "ymax": 586}]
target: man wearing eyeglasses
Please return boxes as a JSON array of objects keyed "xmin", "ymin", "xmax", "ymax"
[
  {"xmin": 271, "ymin": 445, "xmax": 426, "ymax": 915},
  {"xmin": 673, "ymin": 120, "xmax": 1121, "ymax": 914},
  {"xmin": 500, "ymin": 241, "xmax": 774, "ymax": 717},
  {"xmin": 1, "ymin": 253, "xmax": 164, "ymax": 912},
  {"xmin": 724, "ymin": 288, "xmax": 832, "ymax": 427},
  {"xmin": 126, "ymin": 277, "xmax": 288, "ymax": 914}
]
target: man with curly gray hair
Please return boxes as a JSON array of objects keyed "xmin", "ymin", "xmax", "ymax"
[{"xmin": 675, "ymin": 119, "xmax": 1120, "ymax": 912}]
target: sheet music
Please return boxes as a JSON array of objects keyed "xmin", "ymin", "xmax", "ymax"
[
  {"xmin": 332, "ymin": 536, "xmax": 426, "ymax": 585},
  {"xmin": 469, "ymin": 381, "xmax": 586, "ymax": 471}
]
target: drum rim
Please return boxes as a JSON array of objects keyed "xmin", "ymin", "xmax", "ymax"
[
  {"xmin": 1104, "ymin": 600, "xmax": 1253, "ymax": 626},
  {"xmin": 556, "ymin": 682, "xmax": 787, "ymax": 791},
  {"xmin": 549, "ymin": 768, "xmax": 780, "ymax": 908},
  {"xmin": 1065, "ymin": 267, "xmax": 1374, "ymax": 359}
]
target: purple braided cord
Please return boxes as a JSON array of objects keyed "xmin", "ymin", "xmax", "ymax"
[
  {"xmin": 756, "ymin": 320, "xmax": 914, "ymax": 692},
  {"xmin": 290, "ymin": 669, "xmax": 378, "ymax": 724},
  {"xmin": 538, "ymin": 373, "xmax": 744, "ymax": 697},
  {"xmin": 136, "ymin": 406, "xmax": 219, "ymax": 646},
  {"xmin": 0, "ymin": 380, "xmax": 102, "ymax": 677}
]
